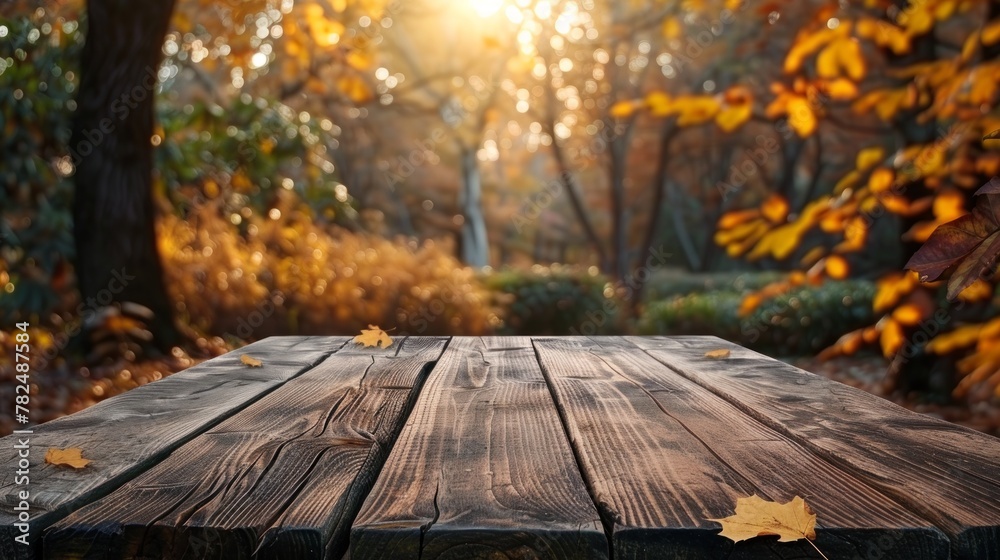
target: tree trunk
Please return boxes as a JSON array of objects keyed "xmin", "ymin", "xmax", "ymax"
[
  {"xmin": 72, "ymin": 0, "xmax": 179, "ymax": 351},
  {"xmin": 609, "ymin": 125, "xmax": 631, "ymax": 281},
  {"xmin": 458, "ymin": 145, "xmax": 489, "ymax": 267},
  {"xmin": 549, "ymin": 139, "xmax": 608, "ymax": 271}
]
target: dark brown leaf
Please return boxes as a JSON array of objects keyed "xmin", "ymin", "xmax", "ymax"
[
  {"xmin": 906, "ymin": 211, "xmax": 995, "ymax": 282},
  {"xmin": 975, "ymin": 176, "xmax": 1000, "ymax": 195},
  {"xmin": 907, "ymin": 181, "xmax": 1000, "ymax": 300},
  {"xmin": 946, "ymin": 230, "xmax": 1000, "ymax": 299}
]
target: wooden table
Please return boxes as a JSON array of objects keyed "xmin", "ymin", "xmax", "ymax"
[{"xmin": 2, "ymin": 336, "xmax": 1000, "ymax": 560}]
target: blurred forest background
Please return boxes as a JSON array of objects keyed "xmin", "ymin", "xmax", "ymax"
[{"xmin": 2, "ymin": 0, "xmax": 1000, "ymax": 436}]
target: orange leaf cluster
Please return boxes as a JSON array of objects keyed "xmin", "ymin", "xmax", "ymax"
[
  {"xmin": 737, "ymin": 271, "xmax": 822, "ymax": 318},
  {"xmin": 612, "ymin": 87, "xmax": 754, "ymax": 132},
  {"xmin": 928, "ymin": 318, "xmax": 1000, "ymax": 400}
]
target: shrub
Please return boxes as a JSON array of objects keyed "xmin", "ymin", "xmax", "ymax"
[
  {"xmin": 742, "ymin": 280, "xmax": 876, "ymax": 355},
  {"xmin": 161, "ymin": 201, "xmax": 496, "ymax": 340},
  {"xmin": 641, "ymin": 269, "xmax": 785, "ymax": 302},
  {"xmin": 483, "ymin": 265, "xmax": 621, "ymax": 335},
  {"xmin": 0, "ymin": 16, "xmax": 80, "ymax": 323},
  {"xmin": 638, "ymin": 292, "xmax": 746, "ymax": 340},
  {"xmin": 638, "ymin": 279, "xmax": 876, "ymax": 355}
]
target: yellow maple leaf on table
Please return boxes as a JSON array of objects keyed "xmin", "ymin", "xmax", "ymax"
[
  {"xmin": 710, "ymin": 495, "xmax": 827, "ymax": 559},
  {"xmin": 241, "ymin": 354, "xmax": 263, "ymax": 367},
  {"xmin": 45, "ymin": 448, "xmax": 91, "ymax": 469},
  {"xmin": 354, "ymin": 325, "xmax": 393, "ymax": 349},
  {"xmin": 704, "ymin": 349, "xmax": 731, "ymax": 359}
]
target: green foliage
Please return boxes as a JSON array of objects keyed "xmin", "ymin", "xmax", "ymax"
[
  {"xmin": 156, "ymin": 96, "xmax": 357, "ymax": 227},
  {"xmin": 0, "ymin": 16, "xmax": 81, "ymax": 322},
  {"xmin": 639, "ymin": 292, "xmax": 746, "ymax": 340},
  {"xmin": 744, "ymin": 280, "xmax": 876, "ymax": 355},
  {"xmin": 0, "ymin": 14, "xmax": 358, "ymax": 326},
  {"xmin": 639, "ymin": 280, "xmax": 876, "ymax": 355},
  {"xmin": 485, "ymin": 266, "xmax": 621, "ymax": 335},
  {"xmin": 641, "ymin": 269, "xmax": 785, "ymax": 303}
]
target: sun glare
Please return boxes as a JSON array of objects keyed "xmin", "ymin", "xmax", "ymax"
[{"xmin": 469, "ymin": 0, "xmax": 505, "ymax": 18}]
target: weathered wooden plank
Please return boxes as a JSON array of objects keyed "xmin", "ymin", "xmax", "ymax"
[
  {"xmin": 0, "ymin": 336, "xmax": 341, "ymax": 560},
  {"xmin": 533, "ymin": 337, "xmax": 949, "ymax": 560},
  {"xmin": 42, "ymin": 337, "xmax": 447, "ymax": 560},
  {"xmin": 350, "ymin": 337, "xmax": 608, "ymax": 560},
  {"xmin": 630, "ymin": 335, "xmax": 1000, "ymax": 560}
]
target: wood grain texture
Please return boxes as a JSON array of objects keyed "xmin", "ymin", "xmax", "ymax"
[
  {"xmin": 533, "ymin": 337, "xmax": 948, "ymax": 560},
  {"xmin": 350, "ymin": 337, "xmax": 608, "ymax": 560},
  {"xmin": 630, "ymin": 335, "xmax": 1000, "ymax": 560},
  {"xmin": 0, "ymin": 336, "xmax": 340, "ymax": 560},
  {"xmin": 42, "ymin": 337, "xmax": 447, "ymax": 560}
]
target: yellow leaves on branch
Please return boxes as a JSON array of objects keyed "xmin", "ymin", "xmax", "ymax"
[
  {"xmin": 45, "ymin": 448, "xmax": 91, "ymax": 469},
  {"xmin": 904, "ymin": 189, "xmax": 967, "ymax": 244},
  {"xmin": 337, "ymin": 75, "xmax": 374, "ymax": 104},
  {"xmin": 749, "ymin": 199, "xmax": 831, "ymax": 261},
  {"xmin": 818, "ymin": 325, "xmax": 881, "ymax": 360},
  {"xmin": 766, "ymin": 80, "xmax": 820, "ymax": 137},
  {"xmin": 303, "ymin": 4, "xmax": 346, "ymax": 47},
  {"xmin": 784, "ymin": 26, "xmax": 840, "ymax": 75},
  {"xmin": 874, "ymin": 271, "xmax": 920, "ymax": 313},
  {"xmin": 821, "ymin": 274, "xmax": 935, "ymax": 361},
  {"xmin": 673, "ymin": 95, "xmax": 721, "ymax": 126},
  {"xmin": 354, "ymin": 324, "xmax": 393, "ymax": 348},
  {"xmin": 737, "ymin": 271, "xmax": 818, "ymax": 318},
  {"xmin": 816, "ymin": 37, "xmax": 866, "ymax": 81},
  {"xmin": 855, "ymin": 146, "xmax": 885, "ymax": 171},
  {"xmin": 662, "ymin": 17, "xmax": 682, "ymax": 40},
  {"xmin": 716, "ymin": 144, "xmax": 903, "ymax": 265},
  {"xmin": 925, "ymin": 317, "xmax": 1000, "ymax": 400},
  {"xmin": 710, "ymin": 495, "xmax": 826, "ymax": 558},
  {"xmin": 852, "ymin": 86, "xmax": 918, "ymax": 121},
  {"xmin": 611, "ymin": 87, "xmax": 753, "ymax": 132},
  {"xmin": 892, "ymin": 303, "xmax": 927, "ymax": 326},
  {"xmin": 824, "ymin": 255, "xmax": 850, "ymax": 280},
  {"xmin": 896, "ymin": 0, "xmax": 964, "ymax": 37},
  {"xmin": 715, "ymin": 195, "xmax": 792, "ymax": 260},
  {"xmin": 867, "ymin": 168, "xmax": 895, "ymax": 194},
  {"xmin": 820, "ymin": 78, "xmax": 860, "ymax": 101},
  {"xmin": 760, "ymin": 194, "xmax": 790, "ymax": 224},
  {"xmin": 855, "ymin": 18, "xmax": 910, "ymax": 54},
  {"xmin": 609, "ymin": 100, "xmax": 643, "ymax": 119}
]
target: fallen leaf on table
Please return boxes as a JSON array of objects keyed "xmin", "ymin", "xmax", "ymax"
[
  {"xmin": 45, "ymin": 448, "xmax": 91, "ymax": 469},
  {"xmin": 705, "ymin": 349, "xmax": 731, "ymax": 359},
  {"xmin": 241, "ymin": 354, "xmax": 263, "ymax": 367},
  {"xmin": 354, "ymin": 324, "xmax": 393, "ymax": 348},
  {"xmin": 710, "ymin": 495, "xmax": 827, "ymax": 558}
]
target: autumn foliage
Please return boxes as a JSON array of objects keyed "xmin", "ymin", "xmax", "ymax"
[
  {"xmin": 5, "ymin": 0, "xmax": 1000, "ymax": 438},
  {"xmin": 706, "ymin": 0, "xmax": 1000, "ymax": 400},
  {"xmin": 160, "ymin": 201, "xmax": 496, "ymax": 340}
]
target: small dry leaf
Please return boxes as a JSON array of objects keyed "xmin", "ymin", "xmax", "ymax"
[
  {"xmin": 710, "ymin": 495, "xmax": 817, "ymax": 544},
  {"xmin": 45, "ymin": 447, "xmax": 91, "ymax": 469},
  {"xmin": 705, "ymin": 349, "xmax": 731, "ymax": 359},
  {"xmin": 354, "ymin": 325, "xmax": 393, "ymax": 348},
  {"xmin": 241, "ymin": 354, "xmax": 263, "ymax": 367}
]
